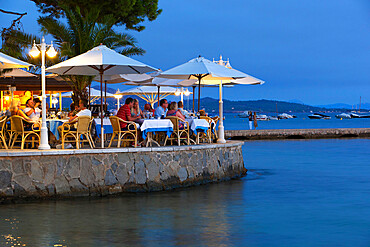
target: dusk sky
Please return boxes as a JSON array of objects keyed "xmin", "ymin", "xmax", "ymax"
[{"xmin": 1, "ymin": 0, "xmax": 369, "ymax": 105}]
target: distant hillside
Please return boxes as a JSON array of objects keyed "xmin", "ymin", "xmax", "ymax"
[
  {"xmin": 317, "ymin": 103, "xmax": 370, "ymax": 110},
  {"xmin": 194, "ymin": 97, "xmax": 351, "ymax": 113},
  {"xmin": 89, "ymin": 86, "xmax": 365, "ymax": 113}
]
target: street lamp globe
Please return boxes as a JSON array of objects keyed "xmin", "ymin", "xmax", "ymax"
[
  {"xmin": 29, "ymin": 42, "xmax": 40, "ymax": 58},
  {"xmin": 46, "ymin": 42, "xmax": 57, "ymax": 58}
]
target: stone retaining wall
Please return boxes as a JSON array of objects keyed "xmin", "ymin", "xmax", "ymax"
[
  {"xmin": 0, "ymin": 142, "xmax": 245, "ymax": 202},
  {"xmin": 226, "ymin": 128, "xmax": 370, "ymax": 140}
]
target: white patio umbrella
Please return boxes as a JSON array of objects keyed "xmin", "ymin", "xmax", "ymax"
[
  {"xmin": 104, "ymin": 71, "xmax": 197, "ymax": 106},
  {"xmin": 159, "ymin": 56, "xmax": 264, "ymax": 143},
  {"xmin": 1, "ymin": 68, "xmax": 36, "ymax": 77},
  {"xmin": 0, "ymin": 51, "xmax": 33, "ymax": 69},
  {"xmin": 46, "ymin": 44, "xmax": 157, "ymax": 147},
  {"xmin": 118, "ymin": 86, "xmax": 186, "ymax": 107}
]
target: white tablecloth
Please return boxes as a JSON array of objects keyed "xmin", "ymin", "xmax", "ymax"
[
  {"xmin": 47, "ymin": 119, "xmax": 68, "ymax": 140},
  {"xmin": 141, "ymin": 119, "xmax": 174, "ymax": 139},
  {"xmin": 94, "ymin": 118, "xmax": 113, "ymax": 136},
  {"xmin": 186, "ymin": 118, "xmax": 210, "ymax": 135}
]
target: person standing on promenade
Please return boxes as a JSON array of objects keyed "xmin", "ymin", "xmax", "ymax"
[
  {"xmin": 248, "ymin": 111, "xmax": 253, "ymax": 130},
  {"xmin": 253, "ymin": 112, "xmax": 258, "ymax": 129}
]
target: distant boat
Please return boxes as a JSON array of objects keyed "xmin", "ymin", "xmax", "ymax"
[
  {"xmin": 350, "ymin": 113, "xmax": 370, "ymax": 118},
  {"xmin": 238, "ymin": 111, "xmax": 251, "ymax": 118},
  {"xmin": 256, "ymin": 114, "xmax": 269, "ymax": 121},
  {"xmin": 308, "ymin": 113, "xmax": 331, "ymax": 119},
  {"xmin": 278, "ymin": 113, "xmax": 297, "ymax": 119},
  {"xmin": 335, "ymin": 113, "xmax": 352, "ymax": 119}
]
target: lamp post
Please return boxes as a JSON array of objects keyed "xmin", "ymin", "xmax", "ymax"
[
  {"xmin": 29, "ymin": 37, "xmax": 57, "ymax": 150},
  {"xmin": 174, "ymin": 87, "xmax": 191, "ymax": 102},
  {"xmin": 113, "ymin": 90, "xmax": 123, "ymax": 111}
]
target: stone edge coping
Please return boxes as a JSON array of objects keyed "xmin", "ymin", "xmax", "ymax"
[{"xmin": 0, "ymin": 141, "xmax": 244, "ymax": 157}]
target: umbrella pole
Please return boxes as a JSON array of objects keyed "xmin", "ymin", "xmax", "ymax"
[
  {"xmin": 100, "ymin": 69, "xmax": 104, "ymax": 148},
  {"xmin": 89, "ymin": 84, "xmax": 91, "ymax": 104},
  {"xmin": 157, "ymin": 86, "xmax": 160, "ymax": 107},
  {"xmin": 198, "ymin": 77, "xmax": 201, "ymax": 112},
  {"xmin": 192, "ymin": 86, "xmax": 195, "ymax": 113},
  {"xmin": 217, "ymin": 80, "xmax": 226, "ymax": 143},
  {"xmin": 104, "ymin": 80, "xmax": 107, "ymax": 106}
]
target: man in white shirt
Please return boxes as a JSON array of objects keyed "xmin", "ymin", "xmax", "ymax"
[
  {"xmin": 69, "ymin": 99, "xmax": 91, "ymax": 122},
  {"xmin": 58, "ymin": 99, "xmax": 91, "ymax": 137},
  {"xmin": 23, "ymin": 98, "xmax": 41, "ymax": 121},
  {"xmin": 178, "ymin": 101, "xmax": 189, "ymax": 118}
]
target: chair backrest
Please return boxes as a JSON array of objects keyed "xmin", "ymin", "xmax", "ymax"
[
  {"xmin": 200, "ymin": 116, "xmax": 216, "ymax": 130},
  {"xmin": 165, "ymin": 116, "xmax": 180, "ymax": 131},
  {"xmin": 109, "ymin": 116, "xmax": 121, "ymax": 132},
  {"xmin": 76, "ymin": 116, "xmax": 92, "ymax": 133},
  {"xmin": 0, "ymin": 116, "xmax": 7, "ymax": 130},
  {"xmin": 212, "ymin": 116, "xmax": 219, "ymax": 125},
  {"xmin": 10, "ymin": 115, "xmax": 24, "ymax": 133},
  {"xmin": 200, "ymin": 116, "xmax": 213, "ymax": 124}
]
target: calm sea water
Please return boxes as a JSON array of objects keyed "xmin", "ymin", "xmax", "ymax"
[
  {"xmin": 1, "ymin": 138, "xmax": 370, "ymax": 246},
  {"xmin": 224, "ymin": 112, "xmax": 370, "ymax": 130}
]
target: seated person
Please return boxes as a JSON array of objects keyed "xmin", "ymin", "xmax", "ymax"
[
  {"xmin": 143, "ymin": 103, "xmax": 155, "ymax": 114},
  {"xmin": 58, "ymin": 99, "xmax": 91, "ymax": 136},
  {"xmin": 117, "ymin": 97, "xmax": 141, "ymax": 129},
  {"xmin": 178, "ymin": 101, "xmax": 189, "ymax": 118},
  {"xmin": 10, "ymin": 100, "xmax": 32, "ymax": 121},
  {"xmin": 10, "ymin": 100, "xmax": 39, "ymax": 130},
  {"xmin": 69, "ymin": 99, "xmax": 91, "ymax": 121},
  {"xmin": 154, "ymin": 99, "xmax": 168, "ymax": 119},
  {"xmin": 199, "ymin": 110, "xmax": 207, "ymax": 117},
  {"xmin": 23, "ymin": 98, "xmax": 41, "ymax": 121},
  {"xmin": 131, "ymin": 99, "xmax": 144, "ymax": 124},
  {"xmin": 167, "ymin": 102, "xmax": 186, "ymax": 121},
  {"xmin": 68, "ymin": 103, "xmax": 78, "ymax": 118}
]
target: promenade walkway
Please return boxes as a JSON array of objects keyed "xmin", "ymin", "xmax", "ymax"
[{"xmin": 225, "ymin": 128, "xmax": 370, "ymax": 140}]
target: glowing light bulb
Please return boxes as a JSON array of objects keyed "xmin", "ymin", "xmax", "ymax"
[
  {"xmin": 184, "ymin": 89, "xmax": 191, "ymax": 96},
  {"xmin": 174, "ymin": 89, "xmax": 181, "ymax": 96},
  {"xmin": 29, "ymin": 42, "xmax": 40, "ymax": 58},
  {"xmin": 46, "ymin": 42, "xmax": 57, "ymax": 58}
]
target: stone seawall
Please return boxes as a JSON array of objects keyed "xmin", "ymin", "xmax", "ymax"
[
  {"xmin": 226, "ymin": 128, "xmax": 370, "ymax": 140},
  {"xmin": 0, "ymin": 142, "xmax": 245, "ymax": 202}
]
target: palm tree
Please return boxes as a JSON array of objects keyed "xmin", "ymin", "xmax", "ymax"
[{"xmin": 1, "ymin": 6, "xmax": 145, "ymax": 104}]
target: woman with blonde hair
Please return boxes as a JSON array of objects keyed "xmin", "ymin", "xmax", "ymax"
[
  {"xmin": 9, "ymin": 100, "xmax": 31, "ymax": 121},
  {"xmin": 131, "ymin": 99, "xmax": 144, "ymax": 124},
  {"xmin": 167, "ymin": 102, "xmax": 185, "ymax": 121},
  {"xmin": 10, "ymin": 100, "xmax": 40, "ymax": 130}
]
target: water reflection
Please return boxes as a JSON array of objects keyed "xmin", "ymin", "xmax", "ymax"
[
  {"xmin": 1, "ymin": 139, "xmax": 369, "ymax": 246},
  {"xmin": 0, "ymin": 180, "xmax": 246, "ymax": 246}
]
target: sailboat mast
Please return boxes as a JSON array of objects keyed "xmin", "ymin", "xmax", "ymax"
[{"xmin": 359, "ymin": 96, "xmax": 361, "ymax": 113}]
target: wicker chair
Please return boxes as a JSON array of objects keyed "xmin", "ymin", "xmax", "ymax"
[
  {"xmin": 9, "ymin": 115, "xmax": 40, "ymax": 149},
  {"xmin": 108, "ymin": 116, "xmax": 138, "ymax": 148},
  {"xmin": 200, "ymin": 116, "xmax": 217, "ymax": 143},
  {"xmin": 0, "ymin": 116, "xmax": 8, "ymax": 149},
  {"xmin": 60, "ymin": 116, "xmax": 94, "ymax": 149},
  {"xmin": 165, "ymin": 116, "xmax": 190, "ymax": 146}
]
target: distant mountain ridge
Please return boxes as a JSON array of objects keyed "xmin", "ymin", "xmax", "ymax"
[
  {"xmin": 317, "ymin": 103, "xmax": 370, "ymax": 110},
  {"xmin": 91, "ymin": 85, "xmax": 369, "ymax": 112},
  {"xmin": 196, "ymin": 97, "xmax": 368, "ymax": 113}
]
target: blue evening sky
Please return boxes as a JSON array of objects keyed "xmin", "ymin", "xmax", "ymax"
[{"xmin": 1, "ymin": 0, "xmax": 369, "ymax": 105}]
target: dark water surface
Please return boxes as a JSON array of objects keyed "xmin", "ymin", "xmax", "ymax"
[{"xmin": 1, "ymin": 139, "xmax": 370, "ymax": 246}]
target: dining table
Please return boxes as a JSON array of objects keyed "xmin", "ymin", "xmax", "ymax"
[
  {"xmin": 140, "ymin": 119, "xmax": 174, "ymax": 147},
  {"xmin": 46, "ymin": 118, "xmax": 68, "ymax": 140},
  {"xmin": 94, "ymin": 118, "xmax": 113, "ymax": 136},
  {"xmin": 186, "ymin": 118, "xmax": 210, "ymax": 136}
]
